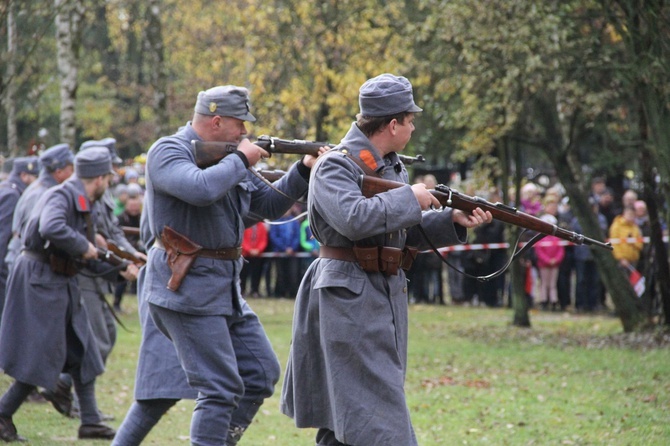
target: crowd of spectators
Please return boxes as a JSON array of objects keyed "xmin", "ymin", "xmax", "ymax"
[
  {"xmin": 7, "ymin": 152, "xmax": 660, "ymax": 314},
  {"xmin": 59, "ymin": 157, "xmax": 669, "ymax": 318}
]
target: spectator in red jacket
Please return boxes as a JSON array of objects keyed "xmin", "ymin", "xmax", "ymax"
[
  {"xmin": 534, "ymin": 200, "xmax": 566, "ymax": 311},
  {"xmin": 240, "ymin": 221, "xmax": 269, "ymax": 297}
]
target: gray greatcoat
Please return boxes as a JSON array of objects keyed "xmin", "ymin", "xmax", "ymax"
[
  {"xmin": 0, "ymin": 171, "xmax": 29, "ymax": 313},
  {"xmin": 0, "ymin": 177, "xmax": 105, "ymax": 390},
  {"xmin": 137, "ymin": 122, "xmax": 308, "ymax": 401},
  {"xmin": 133, "ymin": 265, "xmax": 197, "ymax": 401},
  {"xmin": 143, "ymin": 123, "xmax": 309, "ymax": 315},
  {"xmin": 4, "ymin": 172, "xmax": 59, "ymax": 272},
  {"xmin": 280, "ymin": 123, "xmax": 467, "ymax": 446},
  {"xmin": 79, "ymin": 188, "xmax": 139, "ymax": 363}
]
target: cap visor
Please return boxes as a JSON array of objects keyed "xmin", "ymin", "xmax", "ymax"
[{"xmin": 241, "ymin": 112, "xmax": 257, "ymax": 122}]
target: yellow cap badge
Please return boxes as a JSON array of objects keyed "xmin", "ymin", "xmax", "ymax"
[
  {"xmin": 27, "ymin": 162, "xmax": 34, "ymax": 171},
  {"xmin": 209, "ymin": 102, "xmax": 217, "ymax": 113}
]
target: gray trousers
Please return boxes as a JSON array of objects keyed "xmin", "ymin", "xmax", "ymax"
[{"xmin": 148, "ymin": 299, "xmax": 280, "ymax": 446}]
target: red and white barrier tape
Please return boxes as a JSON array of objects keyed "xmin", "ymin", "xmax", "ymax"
[{"xmin": 251, "ymin": 235, "xmax": 668, "ymax": 257}]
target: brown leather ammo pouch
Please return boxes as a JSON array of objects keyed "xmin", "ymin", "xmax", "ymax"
[
  {"xmin": 400, "ymin": 247, "xmax": 419, "ymax": 272},
  {"xmin": 379, "ymin": 247, "xmax": 403, "ymax": 276},
  {"xmin": 161, "ymin": 226, "xmax": 202, "ymax": 292},
  {"xmin": 49, "ymin": 254, "xmax": 79, "ymax": 277},
  {"xmin": 352, "ymin": 246, "xmax": 380, "ymax": 273}
]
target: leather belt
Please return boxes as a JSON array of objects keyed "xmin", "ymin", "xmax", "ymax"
[
  {"xmin": 154, "ymin": 237, "xmax": 241, "ymax": 260},
  {"xmin": 318, "ymin": 245, "xmax": 358, "ymax": 262},
  {"xmin": 21, "ymin": 250, "xmax": 49, "ymax": 263},
  {"xmin": 319, "ymin": 245, "xmax": 418, "ymax": 276}
]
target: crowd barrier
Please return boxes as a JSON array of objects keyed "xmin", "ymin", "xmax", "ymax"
[{"xmin": 254, "ymin": 235, "xmax": 669, "ymax": 258}]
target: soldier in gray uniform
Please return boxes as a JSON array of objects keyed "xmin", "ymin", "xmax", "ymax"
[
  {"xmin": 280, "ymin": 74, "xmax": 492, "ymax": 446},
  {"xmin": 0, "ymin": 156, "xmax": 39, "ymax": 315},
  {"xmin": 129, "ymin": 85, "xmax": 321, "ymax": 446},
  {"xmin": 4, "ymin": 144, "xmax": 77, "ymax": 414},
  {"xmin": 44, "ymin": 139, "xmax": 141, "ymax": 420},
  {"xmin": 0, "ymin": 147, "xmax": 127, "ymax": 442},
  {"xmin": 78, "ymin": 138, "xmax": 143, "ymax": 365},
  {"xmin": 4, "ymin": 144, "xmax": 74, "ymax": 282}
]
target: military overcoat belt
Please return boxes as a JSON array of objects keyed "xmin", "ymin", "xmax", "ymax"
[
  {"xmin": 319, "ymin": 244, "xmax": 418, "ymax": 276},
  {"xmin": 153, "ymin": 237, "xmax": 241, "ymax": 260}
]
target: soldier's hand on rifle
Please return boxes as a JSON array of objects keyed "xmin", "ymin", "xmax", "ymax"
[
  {"xmin": 302, "ymin": 146, "xmax": 329, "ymax": 169},
  {"xmin": 411, "ymin": 183, "xmax": 441, "ymax": 210},
  {"xmin": 452, "ymin": 208, "xmax": 493, "ymax": 228},
  {"xmin": 134, "ymin": 252, "xmax": 148, "ymax": 263},
  {"xmin": 83, "ymin": 241, "xmax": 99, "ymax": 260},
  {"xmin": 120, "ymin": 263, "xmax": 139, "ymax": 282},
  {"xmin": 237, "ymin": 138, "xmax": 270, "ymax": 166},
  {"xmin": 95, "ymin": 233, "xmax": 108, "ymax": 249}
]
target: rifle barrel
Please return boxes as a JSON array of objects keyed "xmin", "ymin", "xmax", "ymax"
[
  {"xmin": 359, "ymin": 175, "xmax": 612, "ymax": 250},
  {"xmin": 192, "ymin": 137, "xmax": 426, "ymax": 169}
]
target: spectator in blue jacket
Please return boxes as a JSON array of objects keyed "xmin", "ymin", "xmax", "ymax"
[{"xmin": 268, "ymin": 205, "xmax": 302, "ymax": 298}]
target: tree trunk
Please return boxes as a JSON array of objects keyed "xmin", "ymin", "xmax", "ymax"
[
  {"xmin": 144, "ymin": 0, "xmax": 168, "ymax": 138},
  {"xmin": 511, "ymin": 138, "xmax": 531, "ymax": 327},
  {"xmin": 639, "ymin": 86, "xmax": 670, "ymax": 326},
  {"xmin": 532, "ymin": 94, "xmax": 645, "ymax": 332},
  {"xmin": 6, "ymin": 0, "xmax": 18, "ymax": 156},
  {"xmin": 55, "ymin": 0, "xmax": 84, "ymax": 148}
]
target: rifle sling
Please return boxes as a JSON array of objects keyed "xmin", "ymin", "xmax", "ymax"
[{"xmin": 417, "ymin": 225, "xmax": 547, "ymax": 282}]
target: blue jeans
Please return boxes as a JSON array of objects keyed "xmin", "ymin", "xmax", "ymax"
[{"xmin": 149, "ymin": 299, "xmax": 280, "ymax": 446}]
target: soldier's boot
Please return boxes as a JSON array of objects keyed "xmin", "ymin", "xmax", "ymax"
[
  {"xmin": 225, "ymin": 425, "xmax": 246, "ymax": 445},
  {"xmin": 0, "ymin": 415, "xmax": 27, "ymax": 443},
  {"xmin": 40, "ymin": 377, "xmax": 73, "ymax": 418},
  {"xmin": 78, "ymin": 423, "xmax": 116, "ymax": 440}
]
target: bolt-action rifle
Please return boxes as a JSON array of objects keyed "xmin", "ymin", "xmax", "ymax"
[
  {"xmin": 106, "ymin": 241, "xmax": 146, "ymax": 266},
  {"xmin": 360, "ymin": 175, "xmax": 612, "ymax": 251},
  {"xmin": 191, "ymin": 136, "xmax": 425, "ymax": 169}
]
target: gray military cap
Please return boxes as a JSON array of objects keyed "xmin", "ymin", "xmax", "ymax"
[
  {"xmin": 194, "ymin": 85, "xmax": 256, "ymax": 122},
  {"xmin": 80, "ymin": 137, "xmax": 122, "ymax": 165},
  {"xmin": 75, "ymin": 147, "xmax": 113, "ymax": 179},
  {"xmin": 40, "ymin": 143, "xmax": 74, "ymax": 172},
  {"xmin": 11, "ymin": 156, "xmax": 40, "ymax": 176},
  {"xmin": 359, "ymin": 73, "xmax": 423, "ymax": 117}
]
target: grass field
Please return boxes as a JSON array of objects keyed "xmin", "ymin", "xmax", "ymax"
[{"xmin": 2, "ymin": 297, "xmax": 669, "ymax": 445}]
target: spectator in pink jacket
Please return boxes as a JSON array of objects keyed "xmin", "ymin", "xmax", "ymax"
[{"xmin": 534, "ymin": 205, "xmax": 565, "ymax": 311}]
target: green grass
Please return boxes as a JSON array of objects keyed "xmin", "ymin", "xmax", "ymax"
[{"xmin": 2, "ymin": 298, "xmax": 669, "ymax": 445}]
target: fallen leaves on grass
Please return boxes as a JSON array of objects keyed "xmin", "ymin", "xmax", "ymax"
[
  {"xmin": 450, "ymin": 325, "xmax": 670, "ymax": 351},
  {"xmin": 421, "ymin": 375, "xmax": 491, "ymax": 390}
]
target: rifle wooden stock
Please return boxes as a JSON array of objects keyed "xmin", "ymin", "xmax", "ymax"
[
  {"xmin": 107, "ymin": 241, "xmax": 146, "ymax": 266},
  {"xmin": 96, "ymin": 248, "xmax": 131, "ymax": 269},
  {"xmin": 256, "ymin": 169, "xmax": 288, "ymax": 182},
  {"xmin": 192, "ymin": 136, "xmax": 426, "ymax": 168},
  {"xmin": 121, "ymin": 226, "xmax": 140, "ymax": 237},
  {"xmin": 360, "ymin": 175, "xmax": 613, "ymax": 251}
]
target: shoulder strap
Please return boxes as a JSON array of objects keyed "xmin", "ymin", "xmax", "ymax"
[{"xmin": 340, "ymin": 149, "xmax": 380, "ymax": 178}]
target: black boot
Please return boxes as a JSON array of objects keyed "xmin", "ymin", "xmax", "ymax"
[
  {"xmin": 0, "ymin": 415, "xmax": 27, "ymax": 442},
  {"xmin": 40, "ymin": 378, "xmax": 73, "ymax": 418},
  {"xmin": 78, "ymin": 423, "xmax": 116, "ymax": 440},
  {"xmin": 225, "ymin": 425, "xmax": 246, "ymax": 445}
]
